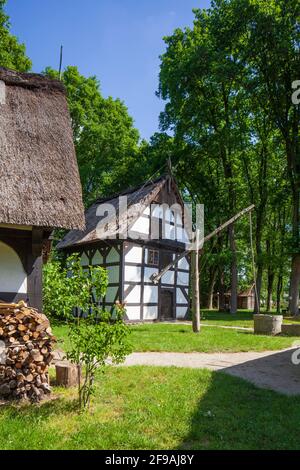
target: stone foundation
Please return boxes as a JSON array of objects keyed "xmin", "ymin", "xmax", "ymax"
[{"xmin": 254, "ymin": 314, "xmax": 283, "ymax": 336}]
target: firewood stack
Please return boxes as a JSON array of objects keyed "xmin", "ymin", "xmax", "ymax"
[{"xmin": 0, "ymin": 301, "xmax": 56, "ymax": 402}]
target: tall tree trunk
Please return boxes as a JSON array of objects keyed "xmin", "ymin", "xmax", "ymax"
[
  {"xmin": 286, "ymin": 133, "xmax": 300, "ymax": 315},
  {"xmin": 289, "ymin": 253, "xmax": 300, "ymax": 316},
  {"xmin": 266, "ymin": 271, "xmax": 274, "ymax": 312},
  {"xmin": 229, "ymin": 224, "xmax": 237, "ymax": 314},
  {"xmin": 266, "ymin": 238, "xmax": 274, "ymax": 312},
  {"xmin": 276, "ymin": 274, "xmax": 283, "ymax": 314},
  {"xmin": 191, "ymin": 243, "xmax": 200, "ymax": 333},
  {"xmin": 289, "ymin": 187, "xmax": 300, "ymax": 315},
  {"xmin": 207, "ymin": 266, "xmax": 218, "ymax": 309},
  {"xmin": 218, "ymin": 269, "xmax": 225, "ymax": 312},
  {"xmin": 254, "ymin": 265, "xmax": 263, "ymax": 314},
  {"xmin": 253, "ymin": 208, "xmax": 264, "ymax": 314}
]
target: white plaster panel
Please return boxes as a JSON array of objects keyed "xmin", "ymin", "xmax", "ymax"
[
  {"xmin": 177, "ymin": 271, "xmax": 189, "ymax": 286},
  {"xmin": 143, "ymin": 285, "xmax": 158, "ymax": 303},
  {"xmin": 151, "ymin": 205, "xmax": 163, "ymax": 219},
  {"xmin": 176, "ymin": 306, "xmax": 188, "ymax": 319},
  {"xmin": 143, "ymin": 305, "xmax": 158, "ymax": 320},
  {"xmin": 126, "ymin": 306, "xmax": 141, "ymax": 320},
  {"xmin": 125, "ymin": 265, "xmax": 141, "ymax": 283},
  {"xmin": 0, "ymin": 241, "xmax": 27, "ymax": 293},
  {"xmin": 176, "ymin": 288, "xmax": 188, "ymax": 304},
  {"xmin": 161, "ymin": 270, "xmax": 175, "ymax": 285},
  {"xmin": 130, "ymin": 216, "xmax": 150, "ymax": 235},
  {"xmin": 125, "ymin": 245, "xmax": 142, "ymax": 264},
  {"xmin": 164, "ymin": 222, "xmax": 176, "ymax": 240},
  {"xmin": 144, "ymin": 267, "xmax": 158, "ymax": 283},
  {"xmin": 124, "ymin": 284, "xmax": 141, "ymax": 303},
  {"xmin": 142, "ymin": 207, "xmax": 150, "ymax": 216},
  {"xmin": 178, "ymin": 256, "xmax": 189, "ymax": 270}
]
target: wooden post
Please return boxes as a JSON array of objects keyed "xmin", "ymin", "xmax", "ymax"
[
  {"xmin": 59, "ymin": 45, "xmax": 63, "ymax": 80},
  {"xmin": 191, "ymin": 230, "xmax": 200, "ymax": 333}
]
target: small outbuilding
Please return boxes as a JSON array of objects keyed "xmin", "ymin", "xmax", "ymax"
[
  {"xmin": 57, "ymin": 176, "xmax": 191, "ymax": 321},
  {"xmin": 0, "ymin": 67, "xmax": 85, "ymax": 310},
  {"xmin": 214, "ymin": 284, "xmax": 255, "ymax": 311}
]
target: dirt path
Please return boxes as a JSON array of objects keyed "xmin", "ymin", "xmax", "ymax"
[
  {"xmin": 53, "ymin": 347, "xmax": 300, "ymax": 396},
  {"xmin": 122, "ymin": 349, "xmax": 300, "ymax": 396}
]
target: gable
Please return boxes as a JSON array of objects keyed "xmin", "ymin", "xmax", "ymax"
[{"xmin": 57, "ymin": 175, "xmax": 192, "ymax": 249}]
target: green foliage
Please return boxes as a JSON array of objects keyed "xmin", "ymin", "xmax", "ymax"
[
  {"xmin": 43, "ymin": 66, "xmax": 140, "ymax": 205},
  {"xmin": 43, "ymin": 254, "xmax": 130, "ymax": 409},
  {"xmin": 0, "ymin": 0, "xmax": 31, "ymax": 71},
  {"xmin": 157, "ymin": 0, "xmax": 298, "ymax": 308},
  {"xmin": 67, "ymin": 304, "xmax": 131, "ymax": 409},
  {"xmin": 43, "ymin": 254, "xmax": 108, "ymax": 320},
  {"xmin": 1, "ymin": 366, "xmax": 300, "ymax": 450}
]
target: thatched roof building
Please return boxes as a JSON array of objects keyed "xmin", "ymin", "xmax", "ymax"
[
  {"xmin": 57, "ymin": 176, "xmax": 169, "ymax": 249},
  {"xmin": 0, "ymin": 67, "xmax": 85, "ymax": 310},
  {"xmin": 0, "ymin": 67, "xmax": 85, "ymax": 230}
]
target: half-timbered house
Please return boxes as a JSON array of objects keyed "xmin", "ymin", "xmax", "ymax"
[
  {"xmin": 0, "ymin": 67, "xmax": 85, "ymax": 310},
  {"xmin": 57, "ymin": 176, "xmax": 191, "ymax": 321}
]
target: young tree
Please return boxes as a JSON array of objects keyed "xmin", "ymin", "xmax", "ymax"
[{"xmin": 43, "ymin": 254, "xmax": 131, "ymax": 409}]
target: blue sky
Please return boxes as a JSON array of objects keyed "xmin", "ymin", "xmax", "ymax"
[{"xmin": 6, "ymin": 0, "xmax": 211, "ymax": 140}]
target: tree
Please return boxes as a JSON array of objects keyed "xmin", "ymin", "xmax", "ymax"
[
  {"xmin": 43, "ymin": 254, "xmax": 131, "ymax": 409},
  {"xmin": 210, "ymin": 0, "xmax": 300, "ymax": 313},
  {"xmin": 0, "ymin": 0, "xmax": 31, "ymax": 71},
  {"xmin": 158, "ymin": 8, "xmax": 250, "ymax": 313},
  {"xmin": 157, "ymin": 1, "xmax": 296, "ymax": 315},
  {"xmin": 44, "ymin": 66, "xmax": 140, "ymax": 205}
]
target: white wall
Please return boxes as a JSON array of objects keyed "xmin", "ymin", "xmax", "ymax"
[
  {"xmin": 124, "ymin": 245, "xmax": 142, "ymax": 264},
  {"xmin": 0, "ymin": 241, "xmax": 27, "ymax": 293},
  {"xmin": 124, "ymin": 265, "xmax": 141, "ymax": 283},
  {"xmin": 176, "ymin": 306, "xmax": 188, "ymax": 319}
]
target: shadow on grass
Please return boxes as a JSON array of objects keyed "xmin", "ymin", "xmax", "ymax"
[
  {"xmin": 1, "ymin": 394, "xmax": 79, "ymax": 420},
  {"xmin": 178, "ymin": 348, "xmax": 300, "ymax": 450},
  {"xmin": 201, "ymin": 310, "xmax": 254, "ymax": 322}
]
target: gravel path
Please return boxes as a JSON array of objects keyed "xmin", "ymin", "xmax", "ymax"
[
  {"xmin": 122, "ymin": 348, "xmax": 300, "ymax": 396},
  {"xmin": 53, "ymin": 347, "xmax": 300, "ymax": 396}
]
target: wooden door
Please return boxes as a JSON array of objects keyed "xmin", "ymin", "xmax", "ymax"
[{"xmin": 160, "ymin": 289, "xmax": 174, "ymax": 320}]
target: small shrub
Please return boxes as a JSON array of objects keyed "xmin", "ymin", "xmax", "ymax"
[{"xmin": 43, "ymin": 254, "xmax": 131, "ymax": 409}]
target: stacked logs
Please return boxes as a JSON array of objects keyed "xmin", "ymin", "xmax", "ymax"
[{"xmin": 0, "ymin": 301, "xmax": 56, "ymax": 402}]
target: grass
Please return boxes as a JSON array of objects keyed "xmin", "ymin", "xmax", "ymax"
[
  {"xmin": 53, "ymin": 322, "xmax": 299, "ymax": 354},
  {"xmin": 0, "ymin": 366, "xmax": 300, "ymax": 450},
  {"xmin": 129, "ymin": 323, "xmax": 298, "ymax": 352},
  {"xmin": 201, "ymin": 309, "xmax": 298, "ymax": 328}
]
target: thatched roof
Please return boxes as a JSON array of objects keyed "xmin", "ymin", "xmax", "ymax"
[
  {"xmin": 0, "ymin": 67, "xmax": 85, "ymax": 230},
  {"xmin": 57, "ymin": 175, "xmax": 187, "ymax": 249}
]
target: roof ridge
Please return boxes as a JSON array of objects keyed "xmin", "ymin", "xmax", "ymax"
[
  {"xmin": 0, "ymin": 67, "xmax": 65, "ymax": 92},
  {"xmin": 91, "ymin": 174, "xmax": 167, "ymax": 206}
]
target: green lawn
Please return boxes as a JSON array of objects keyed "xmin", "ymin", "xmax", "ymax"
[
  {"xmin": 1, "ymin": 366, "xmax": 300, "ymax": 450},
  {"xmin": 53, "ymin": 322, "xmax": 298, "ymax": 354},
  {"xmin": 201, "ymin": 310, "xmax": 254, "ymax": 327},
  {"xmin": 201, "ymin": 309, "xmax": 298, "ymax": 328}
]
